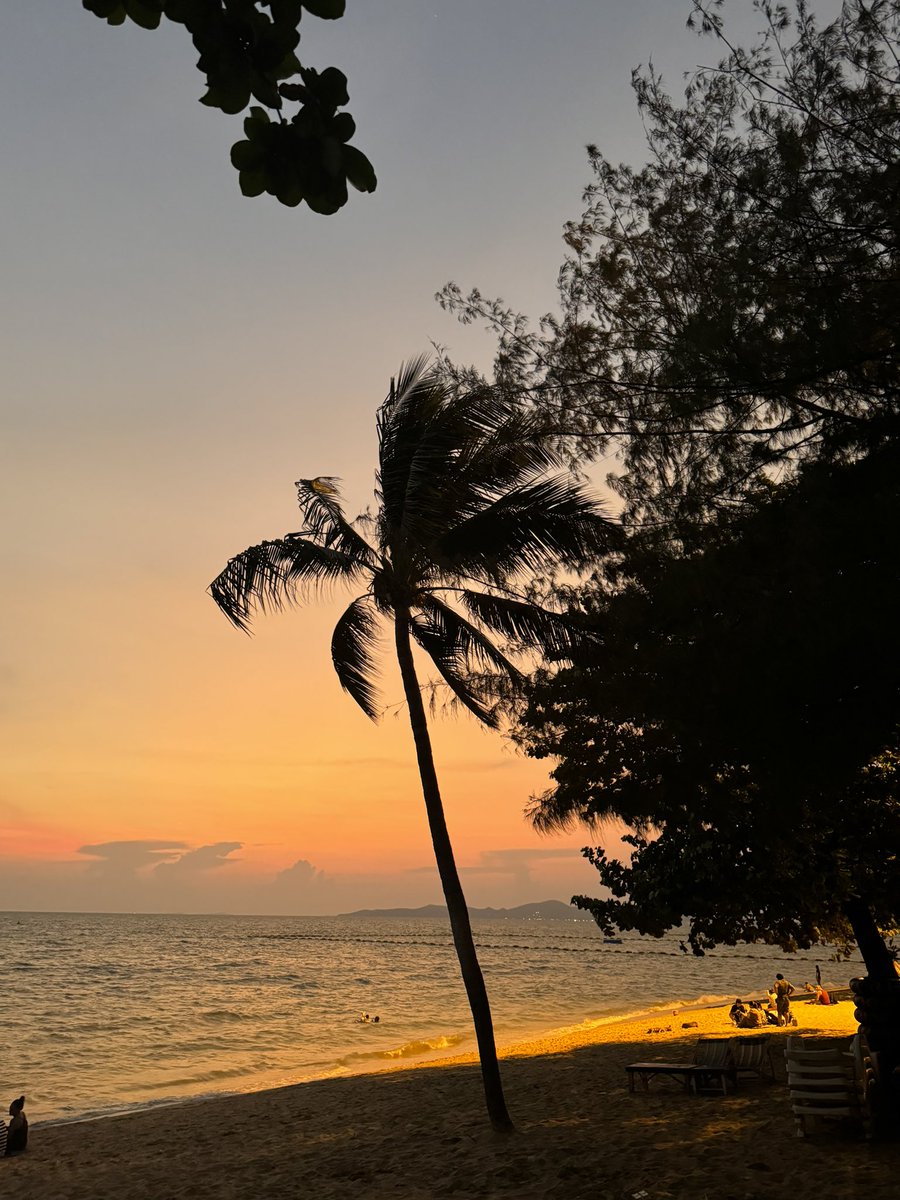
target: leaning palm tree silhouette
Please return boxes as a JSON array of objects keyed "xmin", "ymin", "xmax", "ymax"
[{"xmin": 209, "ymin": 360, "xmax": 614, "ymax": 1131}]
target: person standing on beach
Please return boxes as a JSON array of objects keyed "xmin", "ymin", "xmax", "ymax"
[{"xmin": 773, "ymin": 974, "xmax": 795, "ymax": 1026}]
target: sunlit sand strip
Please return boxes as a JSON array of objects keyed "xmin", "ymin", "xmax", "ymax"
[{"xmin": 379, "ymin": 992, "xmax": 860, "ymax": 1077}]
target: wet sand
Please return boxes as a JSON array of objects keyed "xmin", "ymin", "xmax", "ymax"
[{"xmin": 8, "ymin": 997, "xmax": 895, "ymax": 1200}]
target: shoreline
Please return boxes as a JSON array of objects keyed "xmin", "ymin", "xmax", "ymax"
[
  {"xmin": 33, "ymin": 992, "xmax": 749, "ymax": 1131},
  {"xmin": 32, "ymin": 990, "xmax": 848, "ymax": 1131},
  {"xmin": 35, "ymin": 997, "xmax": 722, "ymax": 1130},
  {"xmin": 9, "ymin": 996, "xmax": 880, "ymax": 1200}
]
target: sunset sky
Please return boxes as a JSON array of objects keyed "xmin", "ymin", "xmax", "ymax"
[{"xmin": 1, "ymin": 2, "xmax": 838, "ymax": 914}]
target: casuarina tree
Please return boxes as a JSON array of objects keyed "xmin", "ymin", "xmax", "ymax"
[
  {"xmin": 208, "ymin": 359, "xmax": 615, "ymax": 1131},
  {"xmin": 439, "ymin": 0, "xmax": 900, "ymax": 536}
]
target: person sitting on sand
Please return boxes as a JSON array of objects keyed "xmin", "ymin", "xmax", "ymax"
[
  {"xmin": 729, "ymin": 998, "xmax": 746, "ymax": 1025},
  {"xmin": 738, "ymin": 1007, "xmax": 764, "ymax": 1029},
  {"xmin": 5, "ymin": 1097, "xmax": 27, "ymax": 1155},
  {"xmin": 815, "ymin": 984, "xmax": 831, "ymax": 1005},
  {"xmin": 761, "ymin": 994, "xmax": 778, "ymax": 1025}
]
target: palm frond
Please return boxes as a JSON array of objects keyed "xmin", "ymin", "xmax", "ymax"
[
  {"xmin": 454, "ymin": 409, "xmax": 565, "ymax": 495},
  {"xmin": 459, "ymin": 590, "xmax": 598, "ymax": 660},
  {"xmin": 378, "ymin": 366, "xmax": 537, "ymax": 551},
  {"xmin": 376, "ymin": 356, "xmax": 438, "ymax": 531},
  {"xmin": 409, "ymin": 400, "xmax": 564, "ymax": 542},
  {"xmin": 295, "ymin": 477, "xmax": 378, "ymax": 566},
  {"xmin": 436, "ymin": 476, "xmax": 618, "ymax": 580},
  {"xmin": 418, "ymin": 594, "xmax": 525, "ymax": 685},
  {"xmin": 409, "ymin": 613, "xmax": 501, "ymax": 727},
  {"xmin": 331, "ymin": 596, "xmax": 382, "ymax": 720},
  {"xmin": 209, "ymin": 537, "xmax": 364, "ymax": 631}
]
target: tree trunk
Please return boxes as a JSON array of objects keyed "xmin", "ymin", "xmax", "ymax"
[
  {"xmin": 843, "ymin": 897, "xmax": 900, "ymax": 1138},
  {"xmin": 393, "ymin": 613, "xmax": 514, "ymax": 1134},
  {"xmin": 843, "ymin": 899, "xmax": 897, "ymax": 986}
]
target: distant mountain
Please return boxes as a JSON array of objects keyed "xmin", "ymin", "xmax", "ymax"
[{"xmin": 338, "ymin": 899, "xmax": 584, "ymax": 921}]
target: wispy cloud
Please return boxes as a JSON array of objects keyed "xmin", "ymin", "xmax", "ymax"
[
  {"xmin": 154, "ymin": 842, "xmax": 243, "ymax": 875},
  {"xmin": 78, "ymin": 840, "xmax": 188, "ymax": 874}
]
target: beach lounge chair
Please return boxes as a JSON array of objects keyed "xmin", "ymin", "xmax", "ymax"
[
  {"xmin": 784, "ymin": 1035, "xmax": 872, "ymax": 1138},
  {"xmin": 626, "ymin": 1037, "xmax": 736, "ymax": 1096},
  {"xmin": 729, "ymin": 1034, "xmax": 776, "ymax": 1083}
]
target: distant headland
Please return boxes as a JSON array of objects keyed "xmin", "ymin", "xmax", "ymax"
[{"xmin": 338, "ymin": 899, "xmax": 584, "ymax": 921}]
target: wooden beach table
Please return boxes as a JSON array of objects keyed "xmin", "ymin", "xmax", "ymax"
[
  {"xmin": 626, "ymin": 1060, "xmax": 698, "ymax": 1093},
  {"xmin": 627, "ymin": 1037, "xmax": 736, "ymax": 1095}
]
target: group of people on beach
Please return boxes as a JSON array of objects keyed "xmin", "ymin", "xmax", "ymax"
[
  {"xmin": 0, "ymin": 1097, "xmax": 27, "ymax": 1158},
  {"xmin": 729, "ymin": 996, "xmax": 780, "ymax": 1028},
  {"xmin": 729, "ymin": 974, "xmax": 800, "ymax": 1029},
  {"xmin": 729, "ymin": 971, "xmax": 837, "ymax": 1030}
]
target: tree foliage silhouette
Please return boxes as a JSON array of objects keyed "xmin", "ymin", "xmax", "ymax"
[
  {"xmin": 520, "ymin": 443, "xmax": 900, "ymax": 956},
  {"xmin": 438, "ymin": 1, "xmax": 900, "ymax": 1127},
  {"xmin": 439, "ymin": 0, "xmax": 900, "ymax": 538},
  {"xmin": 209, "ymin": 360, "xmax": 614, "ymax": 1131},
  {"xmin": 83, "ymin": 0, "xmax": 375, "ymax": 212}
]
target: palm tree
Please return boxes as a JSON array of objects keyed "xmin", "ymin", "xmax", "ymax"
[{"xmin": 209, "ymin": 359, "xmax": 615, "ymax": 1131}]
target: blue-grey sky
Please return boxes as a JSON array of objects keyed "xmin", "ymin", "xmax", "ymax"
[{"xmin": 0, "ymin": 2, "xmax": 839, "ymax": 914}]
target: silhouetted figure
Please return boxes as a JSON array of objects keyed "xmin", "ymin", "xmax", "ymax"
[
  {"xmin": 6, "ymin": 1096, "xmax": 27, "ymax": 1155},
  {"xmin": 773, "ymin": 974, "xmax": 796, "ymax": 1026}
]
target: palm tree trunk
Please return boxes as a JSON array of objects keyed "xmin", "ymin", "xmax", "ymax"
[{"xmin": 393, "ymin": 613, "xmax": 514, "ymax": 1133}]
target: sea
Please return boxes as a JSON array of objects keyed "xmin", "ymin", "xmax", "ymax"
[{"xmin": 0, "ymin": 911, "xmax": 863, "ymax": 1126}]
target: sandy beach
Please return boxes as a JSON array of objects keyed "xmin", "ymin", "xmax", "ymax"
[{"xmin": 7, "ymin": 997, "xmax": 895, "ymax": 1200}]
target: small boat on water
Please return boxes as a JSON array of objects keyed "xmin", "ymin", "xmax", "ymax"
[{"xmin": 603, "ymin": 937, "xmax": 623, "ymax": 944}]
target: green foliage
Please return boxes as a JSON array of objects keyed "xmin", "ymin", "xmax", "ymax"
[
  {"xmin": 82, "ymin": 0, "xmax": 374, "ymax": 212},
  {"xmin": 229, "ymin": 69, "xmax": 374, "ymax": 210}
]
